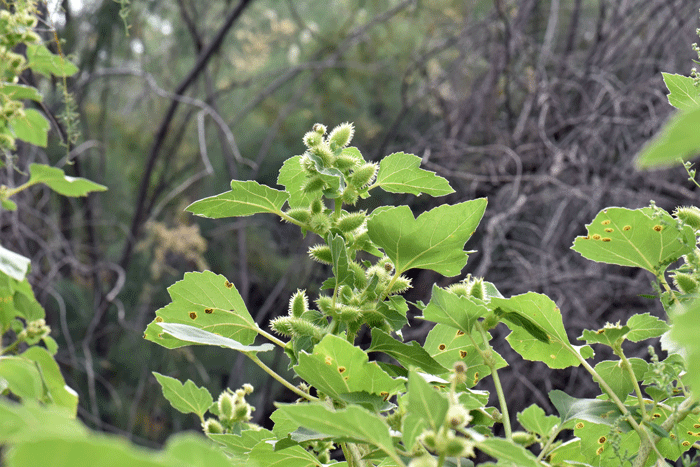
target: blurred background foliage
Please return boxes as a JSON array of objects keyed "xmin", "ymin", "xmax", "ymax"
[{"xmin": 2, "ymin": 0, "xmax": 700, "ymax": 449}]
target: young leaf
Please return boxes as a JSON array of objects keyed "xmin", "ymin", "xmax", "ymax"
[
  {"xmin": 549, "ymin": 390, "xmax": 622, "ymax": 426},
  {"xmin": 27, "ymin": 164, "xmax": 107, "ymax": 197},
  {"xmin": 635, "ymin": 106, "xmax": 700, "ymax": 168},
  {"xmin": 367, "ymin": 328, "xmax": 447, "ymax": 375},
  {"xmin": 424, "ymin": 323, "xmax": 507, "ymax": 387},
  {"xmin": 275, "ymin": 402, "xmax": 400, "ymax": 461},
  {"xmin": 329, "ymin": 234, "xmax": 354, "ymax": 290},
  {"xmin": 491, "ymin": 293, "xmax": 594, "ymax": 369},
  {"xmin": 25, "ymin": 44, "xmax": 79, "ymax": 77},
  {"xmin": 375, "ymin": 152, "xmax": 454, "ymax": 196},
  {"xmin": 592, "ymin": 358, "xmax": 648, "ymax": 401},
  {"xmin": 517, "ymin": 404, "xmax": 559, "ymax": 438},
  {"xmin": 625, "ymin": 312, "xmax": 670, "ymax": 342},
  {"xmin": 407, "ymin": 371, "xmax": 449, "ymax": 431},
  {"xmin": 277, "ymin": 155, "xmax": 317, "ymax": 208},
  {"xmin": 662, "ymin": 73, "xmax": 700, "ymax": 110},
  {"xmin": 186, "ymin": 180, "xmax": 288, "ymax": 219},
  {"xmin": 0, "ymin": 245, "xmax": 31, "ymax": 281},
  {"xmin": 10, "ymin": 109, "xmax": 50, "ymax": 147},
  {"xmin": 572, "ymin": 207, "xmax": 695, "ymax": 274},
  {"xmin": 152, "ymin": 372, "xmax": 213, "ymax": 419},
  {"xmin": 293, "ymin": 334, "xmax": 403, "ymax": 400},
  {"xmin": 367, "ymin": 199, "xmax": 487, "ymax": 276},
  {"xmin": 376, "ymin": 295, "xmax": 409, "ymax": 331},
  {"xmin": 579, "ymin": 324, "xmax": 630, "ymax": 347},
  {"xmin": 144, "ymin": 271, "xmax": 258, "ymax": 350},
  {"xmin": 157, "ymin": 323, "xmax": 274, "ymax": 353},
  {"xmin": 419, "ymin": 285, "xmax": 489, "ymax": 334}
]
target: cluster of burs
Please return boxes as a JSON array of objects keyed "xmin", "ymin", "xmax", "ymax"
[
  {"xmin": 671, "ymin": 206, "xmax": 700, "ymax": 297},
  {"xmin": 270, "ymin": 123, "xmax": 411, "ymax": 351}
]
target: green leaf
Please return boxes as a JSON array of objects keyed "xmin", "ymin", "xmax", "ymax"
[
  {"xmin": 625, "ymin": 313, "xmax": 670, "ymax": 342},
  {"xmin": 186, "ymin": 180, "xmax": 288, "ymax": 219},
  {"xmin": 27, "ymin": 163, "xmax": 107, "ymax": 197},
  {"xmin": 375, "ymin": 152, "xmax": 454, "ymax": 196},
  {"xmin": 367, "ymin": 328, "xmax": 447, "ymax": 375},
  {"xmin": 420, "ymin": 285, "xmax": 489, "ymax": 334},
  {"xmin": 475, "ymin": 437, "xmax": 540, "ymax": 467},
  {"xmin": 670, "ymin": 300, "xmax": 700, "ymax": 399},
  {"xmin": 153, "ymin": 372, "xmax": 212, "ymax": 418},
  {"xmin": 367, "ymin": 199, "xmax": 487, "ymax": 276},
  {"xmin": 491, "ymin": 293, "xmax": 593, "ymax": 369},
  {"xmin": 401, "ymin": 412, "xmax": 425, "ymax": 452},
  {"xmin": 579, "ymin": 324, "xmax": 630, "ymax": 347},
  {"xmin": 593, "ymin": 358, "xmax": 648, "ymax": 401},
  {"xmin": 0, "ymin": 245, "xmax": 31, "ymax": 281},
  {"xmin": 21, "ymin": 347, "xmax": 78, "ymax": 416},
  {"xmin": 636, "ymin": 106, "xmax": 700, "ymax": 168},
  {"xmin": 517, "ymin": 404, "xmax": 559, "ymax": 438},
  {"xmin": 246, "ymin": 435, "xmax": 328, "ymax": 466},
  {"xmin": 275, "ymin": 402, "xmax": 399, "ymax": 461},
  {"xmin": 9, "ymin": 109, "xmax": 50, "ymax": 147},
  {"xmin": 662, "ymin": 73, "xmax": 700, "ymax": 110},
  {"xmin": 144, "ymin": 271, "xmax": 258, "ymax": 350},
  {"xmin": 549, "ymin": 390, "xmax": 622, "ymax": 426},
  {"xmin": 572, "ymin": 207, "xmax": 695, "ymax": 273},
  {"xmin": 293, "ymin": 334, "xmax": 403, "ymax": 400},
  {"xmin": 424, "ymin": 323, "xmax": 507, "ymax": 387},
  {"xmin": 0, "ymin": 84, "xmax": 43, "ymax": 102},
  {"xmin": 329, "ymin": 234, "xmax": 354, "ymax": 290},
  {"xmin": 25, "ymin": 44, "xmax": 79, "ymax": 77},
  {"xmin": 1, "ymin": 198, "xmax": 17, "ymax": 211},
  {"xmin": 407, "ymin": 371, "xmax": 449, "ymax": 430},
  {"xmin": 277, "ymin": 156, "xmax": 317, "ymax": 208},
  {"xmin": 376, "ymin": 296, "xmax": 409, "ymax": 331},
  {"xmin": 157, "ymin": 323, "xmax": 273, "ymax": 353},
  {"xmin": 209, "ymin": 430, "xmax": 275, "ymax": 457},
  {"xmin": 0, "ymin": 356, "xmax": 43, "ymax": 400}
]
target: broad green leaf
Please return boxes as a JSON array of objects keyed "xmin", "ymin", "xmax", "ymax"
[
  {"xmin": 9, "ymin": 109, "xmax": 50, "ymax": 147},
  {"xmin": 367, "ymin": 199, "xmax": 487, "ymax": 276},
  {"xmin": 21, "ymin": 347, "xmax": 78, "ymax": 416},
  {"xmin": 162, "ymin": 433, "xmax": 242, "ymax": 467},
  {"xmin": 270, "ymin": 408, "xmax": 301, "ymax": 439},
  {"xmin": 337, "ymin": 391, "xmax": 394, "ymax": 412},
  {"xmin": 246, "ymin": 435, "xmax": 326, "ymax": 467},
  {"xmin": 547, "ymin": 438, "xmax": 587, "ymax": 465},
  {"xmin": 401, "ymin": 412, "xmax": 425, "ymax": 452},
  {"xmin": 572, "ymin": 207, "xmax": 695, "ymax": 273},
  {"xmin": 625, "ymin": 313, "xmax": 670, "ymax": 342},
  {"xmin": 367, "ymin": 328, "xmax": 447, "ymax": 375},
  {"xmin": 517, "ymin": 404, "xmax": 559, "ymax": 437},
  {"xmin": 670, "ymin": 300, "xmax": 700, "ymax": 398},
  {"xmin": 208, "ymin": 429, "xmax": 275, "ymax": 456},
  {"xmin": 491, "ymin": 293, "xmax": 593, "ymax": 369},
  {"xmin": 329, "ymin": 234, "xmax": 354, "ymax": 290},
  {"xmin": 420, "ymin": 285, "xmax": 489, "ymax": 334},
  {"xmin": 579, "ymin": 324, "xmax": 630, "ymax": 347},
  {"xmin": 0, "ymin": 84, "xmax": 43, "ymax": 102},
  {"xmin": 186, "ymin": 180, "xmax": 288, "ymax": 219},
  {"xmin": 375, "ymin": 152, "xmax": 454, "ymax": 196},
  {"xmin": 27, "ymin": 163, "xmax": 107, "ymax": 197},
  {"xmin": 0, "ymin": 356, "xmax": 43, "ymax": 400},
  {"xmin": 0, "ymin": 275, "xmax": 45, "ymax": 328},
  {"xmin": 376, "ymin": 295, "xmax": 409, "ymax": 331},
  {"xmin": 407, "ymin": 371, "xmax": 449, "ymax": 430},
  {"xmin": 662, "ymin": 73, "xmax": 700, "ymax": 110},
  {"xmin": 549, "ymin": 390, "xmax": 622, "ymax": 426},
  {"xmin": 144, "ymin": 271, "xmax": 258, "ymax": 350},
  {"xmin": 593, "ymin": 358, "xmax": 648, "ymax": 401},
  {"xmin": 276, "ymin": 403, "xmax": 399, "ymax": 461},
  {"xmin": 636, "ymin": 106, "xmax": 700, "ymax": 168},
  {"xmin": 475, "ymin": 437, "xmax": 540, "ymax": 467},
  {"xmin": 25, "ymin": 44, "xmax": 79, "ymax": 77},
  {"xmin": 293, "ymin": 334, "xmax": 403, "ymax": 400},
  {"xmin": 152, "ymin": 372, "xmax": 213, "ymax": 418},
  {"xmin": 424, "ymin": 323, "xmax": 507, "ymax": 387},
  {"xmin": 0, "ymin": 399, "xmax": 86, "ymax": 443},
  {"xmin": 0, "ymin": 245, "xmax": 30, "ymax": 281},
  {"xmin": 277, "ymin": 155, "xmax": 317, "ymax": 208},
  {"xmin": 157, "ymin": 323, "xmax": 273, "ymax": 353}
]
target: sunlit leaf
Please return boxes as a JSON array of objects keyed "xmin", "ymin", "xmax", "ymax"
[
  {"xmin": 157, "ymin": 323, "xmax": 273, "ymax": 353},
  {"xmin": 517, "ymin": 404, "xmax": 559, "ymax": 438},
  {"xmin": 625, "ymin": 313, "xmax": 670, "ymax": 342},
  {"xmin": 25, "ymin": 44, "xmax": 79, "ymax": 77},
  {"xmin": 367, "ymin": 328, "xmax": 447, "ymax": 375},
  {"xmin": 549, "ymin": 390, "xmax": 622, "ymax": 426},
  {"xmin": 0, "ymin": 84, "xmax": 43, "ymax": 102},
  {"xmin": 593, "ymin": 358, "xmax": 648, "ymax": 401},
  {"xmin": 375, "ymin": 152, "xmax": 454, "ymax": 196},
  {"xmin": 662, "ymin": 73, "xmax": 700, "ymax": 110},
  {"xmin": 475, "ymin": 437, "xmax": 540, "ymax": 467},
  {"xmin": 572, "ymin": 207, "xmax": 695, "ymax": 274},
  {"xmin": 635, "ymin": 106, "xmax": 700, "ymax": 168},
  {"xmin": 9, "ymin": 109, "xmax": 50, "ymax": 147},
  {"xmin": 27, "ymin": 163, "xmax": 107, "ymax": 197},
  {"xmin": 277, "ymin": 155, "xmax": 317, "ymax": 208},
  {"xmin": 21, "ymin": 347, "xmax": 78, "ymax": 416},
  {"xmin": 419, "ymin": 285, "xmax": 489, "ymax": 334},
  {"xmin": 670, "ymin": 300, "xmax": 700, "ymax": 399},
  {"xmin": 367, "ymin": 199, "xmax": 487, "ymax": 276},
  {"xmin": 153, "ymin": 372, "xmax": 213, "ymax": 418},
  {"xmin": 186, "ymin": 180, "xmax": 288, "ymax": 219},
  {"xmin": 407, "ymin": 371, "xmax": 448, "ymax": 431},
  {"xmin": 0, "ymin": 246, "xmax": 30, "ymax": 281}
]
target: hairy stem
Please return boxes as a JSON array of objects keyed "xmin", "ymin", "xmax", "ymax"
[{"xmin": 245, "ymin": 352, "xmax": 317, "ymax": 401}]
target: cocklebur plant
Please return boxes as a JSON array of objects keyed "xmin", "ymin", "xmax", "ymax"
[{"xmin": 144, "ymin": 116, "xmax": 700, "ymax": 467}]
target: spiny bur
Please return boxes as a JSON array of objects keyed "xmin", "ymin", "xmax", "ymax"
[
  {"xmin": 285, "ymin": 207, "xmax": 311, "ymax": 224},
  {"xmin": 289, "ymin": 289, "xmax": 309, "ymax": 318},
  {"xmin": 202, "ymin": 418, "xmax": 224, "ymax": 435},
  {"xmin": 674, "ymin": 206, "xmax": 700, "ymax": 231},
  {"xmin": 673, "ymin": 272, "xmax": 698, "ymax": 294},
  {"xmin": 328, "ymin": 122, "xmax": 354, "ymax": 149},
  {"xmin": 336, "ymin": 211, "xmax": 366, "ymax": 233},
  {"xmin": 303, "ymin": 130, "xmax": 323, "ymax": 148},
  {"xmin": 308, "ymin": 244, "xmax": 332, "ymax": 264},
  {"xmin": 350, "ymin": 162, "xmax": 378, "ymax": 188}
]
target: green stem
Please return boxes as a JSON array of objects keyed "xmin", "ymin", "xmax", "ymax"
[
  {"xmin": 436, "ymin": 452, "xmax": 446, "ymax": 467},
  {"xmin": 334, "ymin": 198, "xmax": 342, "ymax": 218},
  {"xmin": 244, "ymin": 352, "xmax": 318, "ymax": 401},
  {"xmin": 633, "ymin": 397, "xmax": 697, "ymax": 467},
  {"xmin": 656, "ymin": 272, "xmax": 680, "ymax": 307},
  {"xmin": 471, "ymin": 322, "xmax": 512, "ymax": 439},
  {"xmin": 536, "ymin": 426, "xmax": 563, "ymax": 462},
  {"xmin": 256, "ymin": 327, "xmax": 287, "ymax": 348},
  {"xmin": 614, "ymin": 347, "xmax": 648, "ymax": 420},
  {"xmin": 3, "ymin": 180, "xmax": 37, "ymax": 199},
  {"xmin": 0, "ymin": 337, "xmax": 22, "ymax": 355}
]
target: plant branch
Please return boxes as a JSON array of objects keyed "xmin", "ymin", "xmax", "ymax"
[{"xmin": 244, "ymin": 352, "xmax": 317, "ymax": 402}]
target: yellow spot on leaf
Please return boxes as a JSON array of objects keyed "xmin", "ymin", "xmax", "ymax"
[
  {"xmin": 598, "ymin": 436, "xmax": 606, "ymax": 444},
  {"xmin": 596, "ymin": 446, "xmax": 604, "ymax": 455},
  {"xmin": 205, "ymin": 308, "xmax": 213, "ymax": 314},
  {"xmin": 325, "ymin": 356, "xmax": 333, "ymax": 365},
  {"xmin": 653, "ymin": 225, "xmax": 663, "ymax": 232},
  {"xmin": 338, "ymin": 366, "xmax": 346, "ymax": 373},
  {"xmin": 601, "ymin": 220, "xmax": 611, "ymax": 225},
  {"xmin": 602, "ymin": 237, "xmax": 612, "ymax": 242},
  {"xmin": 592, "ymin": 234, "xmax": 601, "ymax": 240},
  {"xmin": 189, "ymin": 312, "xmax": 197, "ymax": 320},
  {"xmin": 623, "ymin": 225, "xmax": 631, "ymax": 231},
  {"xmin": 459, "ymin": 350, "xmax": 468, "ymax": 358},
  {"xmin": 225, "ymin": 280, "xmax": 233, "ymax": 288},
  {"xmin": 575, "ymin": 422, "xmax": 584, "ymax": 429},
  {"xmin": 438, "ymin": 343, "xmax": 446, "ymax": 351},
  {"xmin": 155, "ymin": 316, "xmax": 163, "ymax": 323},
  {"xmin": 604, "ymin": 228, "xmax": 613, "ymax": 233},
  {"xmin": 456, "ymin": 330, "xmax": 465, "ymax": 336}
]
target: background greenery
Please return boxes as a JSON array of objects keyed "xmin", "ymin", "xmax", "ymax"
[{"xmin": 2, "ymin": 0, "xmax": 699, "ymax": 451}]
